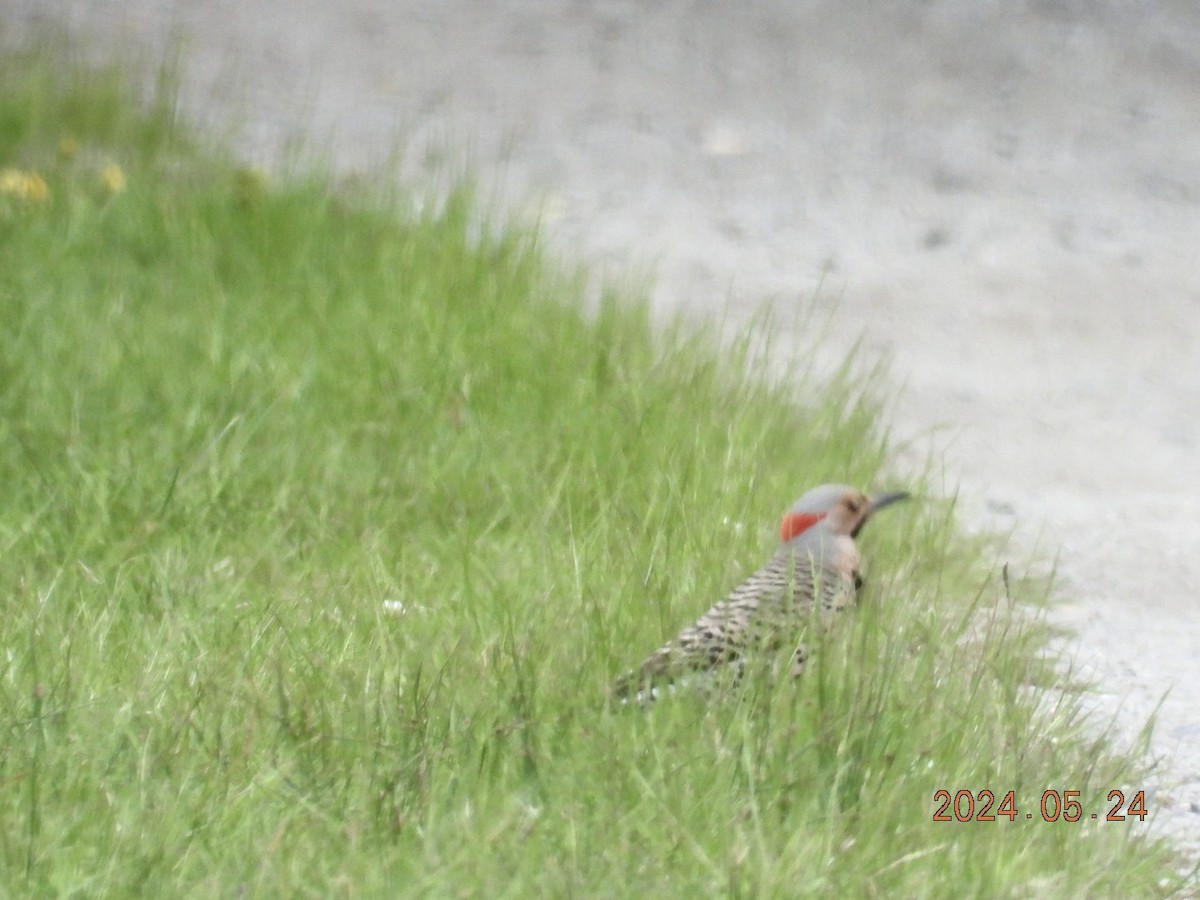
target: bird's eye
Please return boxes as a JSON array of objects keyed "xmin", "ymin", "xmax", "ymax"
[{"xmin": 846, "ymin": 500, "xmax": 860, "ymax": 513}]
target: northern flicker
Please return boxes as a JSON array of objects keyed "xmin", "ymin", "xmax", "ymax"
[{"xmin": 613, "ymin": 484, "xmax": 908, "ymax": 702}]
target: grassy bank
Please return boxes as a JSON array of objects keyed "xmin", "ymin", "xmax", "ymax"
[{"xmin": 0, "ymin": 46, "xmax": 1186, "ymax": 896}]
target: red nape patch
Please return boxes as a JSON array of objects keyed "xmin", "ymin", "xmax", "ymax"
[{"xmin": 779, "ymin": 512, "xmax": 825, "ymax": 542}]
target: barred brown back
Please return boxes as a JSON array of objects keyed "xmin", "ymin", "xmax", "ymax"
[{"xmin": 613, "ymin": 542, "xmax": 856, "ymax": 701}]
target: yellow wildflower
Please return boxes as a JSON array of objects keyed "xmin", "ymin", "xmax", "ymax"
[
  {"xmin": 100, "ymin": 162, "xmax": 126, "ymax": 194},
  {"xmin": 59, "ymin": 136, "xmax": 79, "ymax": 159},
  {"xmin": 0, "ymin": 168, "xmax": 49, "ymax": 202}
]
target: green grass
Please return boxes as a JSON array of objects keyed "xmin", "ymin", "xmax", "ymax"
[{"xmin": 0, "ymin": 45, "xmax": 1190, "ymax": 897}]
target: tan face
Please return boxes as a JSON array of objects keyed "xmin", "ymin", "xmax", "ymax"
[
  {"xmin": 823, "ymin": 489, "xmax": 911, "ymax": 538},
  {"xmin": 825, "ymin": 491, "xmax": 874, "ymax": 537}
]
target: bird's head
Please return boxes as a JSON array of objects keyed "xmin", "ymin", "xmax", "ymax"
[{"xmin": 779, "ymin": 484, "xmax": 909, "ymax": 542}]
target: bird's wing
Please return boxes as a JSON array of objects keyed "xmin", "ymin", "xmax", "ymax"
[{"xmin": 613, "ymin": 548, "xmax": 816, "ymax": 699}]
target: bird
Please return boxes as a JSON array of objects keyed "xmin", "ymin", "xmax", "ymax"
[{"xmin": 613, "ymin": 484, "xmax": 909, "ymax": 703}]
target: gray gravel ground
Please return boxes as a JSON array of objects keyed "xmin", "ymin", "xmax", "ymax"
[{"xmin": 8, "ymin": 0, "xmax": 1200, "ymax": 860}]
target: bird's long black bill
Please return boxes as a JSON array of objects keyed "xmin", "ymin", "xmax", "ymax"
[{"xmin": 870, "ymin": 491, "xmax": 910, "ymax": 512}]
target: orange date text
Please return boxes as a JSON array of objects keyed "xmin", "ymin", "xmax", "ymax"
[{"xmin": 932, "ymin": 789, "xmax": 1147, "ymax": 823}]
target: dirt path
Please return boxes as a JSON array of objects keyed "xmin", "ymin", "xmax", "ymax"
[{"xmin": 9, "ymin": 0, "xmax": 1200, "ymax": 856}]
